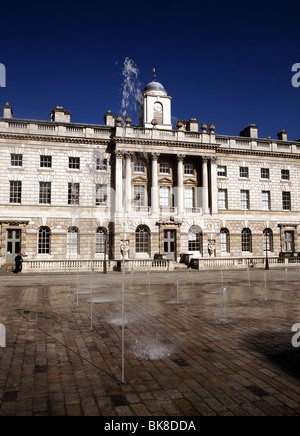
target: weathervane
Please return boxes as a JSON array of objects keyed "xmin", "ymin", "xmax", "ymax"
[{"xmin": 152, "ymin": 67, "xmax": 157, "ymax": 82}]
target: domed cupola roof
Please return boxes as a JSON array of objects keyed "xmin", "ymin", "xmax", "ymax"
[
  {"xmin": 143, "ymin": 81, "xmax": 167, "ymax": 95},
  {"xmin": 142, "ymin": 69, "xmax": 168, "ymax": 96}
]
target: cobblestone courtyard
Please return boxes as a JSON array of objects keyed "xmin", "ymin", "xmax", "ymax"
[{"xmin": 0, "ymin": 267, "xmax": 299, "ymax": 416}]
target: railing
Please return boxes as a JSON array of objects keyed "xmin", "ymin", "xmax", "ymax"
[
  {"xmin": 22, "ymin": 258, "xmax": 171, "ymax": 273},
  {"xmin": 189, "ymin": 256, "xmax": 286, "ymax": 269}
]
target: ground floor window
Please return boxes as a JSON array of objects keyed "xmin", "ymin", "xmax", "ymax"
[
  {"xmin": 242, "ymin": 228, "xmax": 252, "ymax": 252},
  {"xmin": 188, "ymin": 225, "xmax": 202, "ymax": 252},
  {"xmin": 136, "ymin": 225, "xmax": 150, "ymax": 254},
  {"xmin": 38, "ymin": 227, "xmax": 51, "ymax": 254},
  {"xmin": 220, "ymin": 228, "xmax": 230, "ymax": 253},
  {"xmin": 263, "ymin": 228, "xmax": 273, "ymax": 252},
  {"xmin": 95, "ymin": 227, "xmax": 107, "ymax": 253},
  {"xmin": 67, "ymin": 227, "xmax": 79, "ymax": 255}
]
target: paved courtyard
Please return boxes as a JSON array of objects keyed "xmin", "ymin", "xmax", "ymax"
[{"xmin": 0, "ymin": 266, "xmax": 299, "ymax": 416}]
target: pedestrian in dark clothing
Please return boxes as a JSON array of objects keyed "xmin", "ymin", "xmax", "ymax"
[{"xmin": 13, "ymin": 253, "xmax": 23, "ymax": 273}]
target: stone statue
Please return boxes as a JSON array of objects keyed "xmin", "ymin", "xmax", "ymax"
[
  {"xmin": 208, "ymin": 239, "xmax": 216, "ymax": 257},
  {"xmin": 120, "ymin": 240, "xmax": 130, "ymax": 259}
]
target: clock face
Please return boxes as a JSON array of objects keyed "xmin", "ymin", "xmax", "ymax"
[{"xmin": 153, "ymin": 102, "xmax": 162, "ymax": 112}]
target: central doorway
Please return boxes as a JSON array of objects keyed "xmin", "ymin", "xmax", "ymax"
[
  {"xmin": 284, "ymin": 231, "xmax": 294, "ymax": 253},
  {"xmin": 6, "ymin": 229, "xmax": 21, "ymax": 262},
  {"xmin": 164, "ymin": 229, "xmax": 176, "ymax": 260}
]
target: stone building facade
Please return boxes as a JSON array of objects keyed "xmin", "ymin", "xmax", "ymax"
[{"xmin": 0, "ymin": 79, "xmax": 299, "ymax": 271}]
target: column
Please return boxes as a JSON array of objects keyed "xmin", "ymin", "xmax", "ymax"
[
  {"xmin": 177, "ymin": 154, "xmax": 185, "ymax": 215},
  {"xmin": 202, "ymin": 157, "xmax": 209, "ymax": 214},
  {"xmin": 115, "ymin": 151, "xmax": 123, "ymax": 214},
  {"xmin": 151, "ymin": 153, "xmax": 160, "ymax": 215},
  {"xmin": 210, "ymin": 157, "xmax": 218, "ymax": 214},
  {"xmin": 125, "ymin": 152, "xmax": 132, "ymax": 214}
]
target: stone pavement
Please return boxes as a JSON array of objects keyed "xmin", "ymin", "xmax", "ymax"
[{"xmin": 0, "ymin": 266, "xmax": 299, "ymax": 416}]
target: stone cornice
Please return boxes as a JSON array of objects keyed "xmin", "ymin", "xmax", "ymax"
[
  {"xmin": 112, "ymin": 136, "xmax": 219, "ymax": 150},
  {"xmin": 216, "ymin": 147, "xmax": 300, "ymax": 160},
  {"xmin": 0, "ymin": 132, "xmax": 110, "ymax": 146}
]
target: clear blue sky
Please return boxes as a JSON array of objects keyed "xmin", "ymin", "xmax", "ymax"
[{"xmin": 0, "ymin": 0, "xmax": 299, "ymax": 140}]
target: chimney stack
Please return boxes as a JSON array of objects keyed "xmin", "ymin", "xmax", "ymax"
[
  {"xmin": 277, "ymin": 130, "xmax": 288, "ymax": 141},
  {"xmin": 50, "ymin": 106, "xmax": 71, "ymax": 123},
  {"xmin": 240, "ymin": 124, "xmax": 258, "ymax": 139}
]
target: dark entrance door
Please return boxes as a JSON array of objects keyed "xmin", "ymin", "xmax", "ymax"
[
  {"xmin": 164, "ymin": 230, "xmax": 176, "ymax": 261},
  {"xmin": 6, "ymin": 229, "xmax": 21, "ymax": 262},
  {"xmin": 284, "ymin": 231, "xmax": 294, "ymax": 253}
]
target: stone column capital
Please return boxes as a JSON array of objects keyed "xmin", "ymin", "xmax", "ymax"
[
  {"xmin": 114, "ymin": 150, "xmax": 124, "ymax": 159},
  {"xmin": 177, "ymin": 154, "xmax": 186, "ymax": 162},
  {"xmin": 124, "ymin": 151, "xmax": 133, "ymax": 160},
  {"xmin": 151, "ymin": 152, "xmax": 160, "ymax": 161}
]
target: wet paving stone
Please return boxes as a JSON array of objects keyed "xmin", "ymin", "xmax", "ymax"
[{"xmin": 0, "ymin": 268, "xmax": 300, "ymax": 416}]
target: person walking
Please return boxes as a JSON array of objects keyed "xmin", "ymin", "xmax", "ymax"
[{"xmin": 13, "ymin": 253, "xmax": 23, "ymax": 274}]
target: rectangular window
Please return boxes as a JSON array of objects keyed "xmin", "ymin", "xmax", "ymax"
[
  {"xmin": 96, "ymin": 158, "xmax": 107, "ymax": 171},
  {"xmin": 95, "ymin": 184, "xmax": 107, "ymax": 206},
  {"xmin": 160, "ymin": 186, "xmax": 170, "ymax": 207},
  {"xmin": 68, "ymin": 183, "xmax": 80, "ymax": 205},
  {"xmin": 159, "ymin": 163, "xmax": 169, "ymax": 174},
  {"xmin": 282, "ymin": 191, "xmax": 291, "ymax": 211},
  {"xmin": 9, "ymin": 181, "xmax": 22, "ymax": 203},
  {"xmin": 10, "ymin": 153, "xmax": 23, "ymax": 167},
  {"xmin": 262, "ymin": 191, "xmax": 271, "ymax": 211},
  {"xmin": 40, "ymin": 155, "xmax": 52, "ymax": 168},
  {"xmin": 261, "ymin": 168, "xmax": 270, "ymax": 179},
  {"xmin": 240, "ymin": 167, "xmax": 249, "ymax": 178},
  {"xmin": 218, "ymin": 189, "xmax": 228, "ymax": 209},
  {"xmin": 184, "ymin": 187, "xmax": 194, "ymax": 208},
  {"xmin": 184, "ymin": 164, "xmax": 193, "ymax": 175},
  {"xmin": 134, "ymin": 185, "xmax": 145, "ymax": 207},
  {"xmin": 134, "ymin": 161, "xmax": 144, "ymax": 173},
  {"xmin": 217, "ymin": 166, "xmax": 227, "ymax": 177},
  {"xmin": 39, "ymin": 182, "xmax": 51, "ymax": 204},
  {"xmin": 69, "ymin": 157, "xmax": 80, "ymax": 170},
  {"xmin": 240, "ymin": 190, "xmax": 249, "ymax": 210},
  {"xmin": 281, "ymin": 169, "xmax": 290, "ymax": 180}
]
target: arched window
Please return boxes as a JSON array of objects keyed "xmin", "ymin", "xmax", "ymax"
[
  {"xmin": 95, "ymin": 227, "xmax": 107, "ymax": 254},
  {"xmin": 220, "ymin": 228, "xmax": 230, "ymax": 253},
  {"xmin": 135, "ymin": 225, "xmax": 150, "ymax": 254},
  {"xmin": 153, "ymin": 102, "xmax": 163, "ymax": 124},
  {"xmin": 241, "ymin": 228, "xmax": 252, "ymax": 252},
  {"xmin": 263, "ymin": 228, "xmax": 273, "ymax": 252},
  {"xmin": 188, "ymin": 225, "xmax": 202, "ymax": 252},
  {"xmin": 67, "ymin": 227, "xmax": 79, "ymax": 255},
  {"xmin": 38, "ymin": 227, "xmax": 51, "ymax": 254}
]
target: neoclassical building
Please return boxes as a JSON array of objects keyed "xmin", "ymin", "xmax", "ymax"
[{"xmin": 0, "ymin": 76, "xmax": 300, "ymax": 271}]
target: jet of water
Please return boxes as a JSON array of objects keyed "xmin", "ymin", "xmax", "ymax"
[{"xmin": 120, "ymin": 57, "xmax": 142, "ymax": 121}]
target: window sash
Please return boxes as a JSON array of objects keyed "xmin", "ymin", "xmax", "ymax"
[
  {"xmin": 218, "ymin": 189, "xmax": 227, "ymax": 209},
  {"xmin": 67, "ymin": 230, "xmax": 78, "ymax": 254},
  {"xmin": 240, "ymin": 190, "xmax": 249, "ymax": 210},
  {"xmin": 95, "ymin": 184, "xmax": 107, "ymax": 206},
  {"xmin": 40, "ymin": 155, "xmax": 52, "ymax": 168},
  {"xmin": 68, "ymin": 183, "xmax": 80, "ymax": 205},
  {"xmin": 160, "ymin": 186, "xmax": 170, "ymax": 206},
  {"xmin": 9, "ymin": 181, "xmax": 22, "ymax": 203},
  {"xmin": 134, "ymin": 185, "xmax": 145, "ymax": 207},
  {"xmin": 11, "ymin": 153, "xmax": 23, "ymax": 167},
  {"xmin": 184, "ymin": 187, "xmax": 194, "ymax": 208},
  {"xmin": 38, "ymin": 228, "xmax": 50, "ymax": 254},
  {"xmin": 39, "ymin": 182, "xmax": 51, "ymax": 204},
  {"xmin": 262, "ymin": 191, "xmax": 270, "ymax": 210}
]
